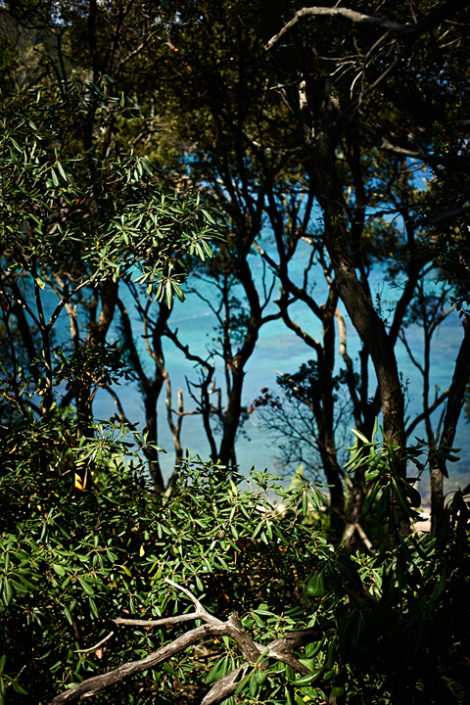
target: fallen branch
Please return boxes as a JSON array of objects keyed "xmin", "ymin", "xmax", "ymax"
[{"xmin": 49, "ymin": 579, "xmax": 323, "ymax": 705}]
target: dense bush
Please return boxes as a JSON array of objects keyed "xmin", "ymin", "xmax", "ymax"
[{"xmin": 1, "ymin": 423, "xmax": 469, "ymax": 704}]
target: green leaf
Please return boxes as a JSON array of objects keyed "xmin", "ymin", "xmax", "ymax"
[
  {"xmin": 88, "ymin": 597, "xmax": 99, "ymax": 619},
  {"xmin": 165, "ymin": 281, "xmax": 173, "ymax": 308},
  {"xmin": 56, "ymin": 161, "xmax": 68, "ymax": 182},
  {"xmin": 298, "ymin": 658, "xmax": 319, "ymax": 672},
  {"xmin": 50, "ymin": 167, "xmax": 59, "ymax": 187},
  {"xmin": 254, "ymin": 670, "xmax": 267, "ymax": 686},
  {"xmin": 293, "ymin": 668, "xmax": 324, "ymax": 687},
  {"xmin": 306, "ymin": 572, "xmax": 326, "ymax": 598},
  {"xmin": 205, "ymin": 658, "xmax": 226, "ymax": 684},
  {"xmin": 63, "ymin": 606, "xmax": 73, "ymax": 625},
  {"xmin": 11, "ymin": 681, "xmax": 28, "ymax": 695},
  {"xmin": 77, "ymin": 577, "xmax": 94, "ymax": 596},
  {"xmin": 2, "ymin": 580, "xmax": 13, "ymax": 606}
]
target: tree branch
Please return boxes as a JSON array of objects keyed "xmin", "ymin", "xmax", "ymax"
[
  {"xmin": 49, "ymin": 580, "xmax": 323, "ymax": 705},
  {"xmin": 74, "ymin": 631, "xmax": 115, "ymax": 655},
  {"xmin": 266, "ymin": 6, "xmax": 404, "ymax": 50},
  {"xmin": 406, "ymin": 389, "xmax": 450, "ymax": 438},
  {"xmin": 49, "ymin": 625, "xmax": 209, "ymax": 704},
  {"xmin": 266, "ymin": 1, "xmax": 468, "ymax": 50}
]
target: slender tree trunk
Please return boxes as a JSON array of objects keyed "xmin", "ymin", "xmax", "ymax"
[
  {"xmin": 319, "ymin": 292, "xmax": 345, "ymax": 540},
  {"xmin": 218, "ymin": 258, "xmax": 263, "ymax": 467},
  {"xmin": 143, "ymin": 392, "xmax": 165, "ymax": 493},
  {"xmin": 218, "ymin": 367, "xmax": 245, "ymax": 468},
  {"xmin": 431, "ymin": 314, "xmax": 470, "ymax": 534},
  {"xmin": 311, "ymin": 132, "xmax": 406, "ymax": 459}
]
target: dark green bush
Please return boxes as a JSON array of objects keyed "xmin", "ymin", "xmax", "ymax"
[{"xmin": 1, "ymin": 424, "xmax": 469, "ymax": 704}]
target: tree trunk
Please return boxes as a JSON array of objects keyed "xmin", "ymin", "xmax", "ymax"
[
  {"xmin": 218, "ymin": 258, "xmax": 263, "ymax": 467},
  {"xmin": 431, "ymin": 314, "xmax": 470, "ymax": 534},
  {"xmin": 218, "ymin": 366, "xmax": 245, "ymax": 468},
  {"xmin": 311, "ymin": 132, "xmax": 406, "ymax": 459},
  {"xmin": 143, "ymin": 393, "xmax": 165, "ymax": 493}
]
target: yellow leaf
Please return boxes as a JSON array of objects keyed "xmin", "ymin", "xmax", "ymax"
[
  {"xmin": 74, "ymin": 473, "xmax": 85, "ymax": 491},
  {"xmin": 139, "ymin": 544, "xmax": 145, "ymax": 557}
]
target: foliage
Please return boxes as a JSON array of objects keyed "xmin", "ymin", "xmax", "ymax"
[
  {"xmin": 1, "ymin": 3, "xmax": 470, "ymax": 705},
  {"xmin": 0, "ymin": 83, "xmax": 216, "ymax": 300},
  {"xmin": 0, "ymin": 418, "xmax": 318, "ymax": 703},
  {"xmin": 0, "ymin": 79, "xmax": 219, "ymax": 466},
  {"xmin": 1, "ymin": 425, "xmax": 469, "ymax": 704}
]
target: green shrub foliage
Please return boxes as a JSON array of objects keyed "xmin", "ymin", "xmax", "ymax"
[{"xmin": 1, "ymin": 424, "xmax": 469, "ymax": 704}]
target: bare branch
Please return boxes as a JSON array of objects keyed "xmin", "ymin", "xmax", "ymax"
[
  {"xmin": 49, "ymin": 625, "xmax": 209, "ymax": 704},
  {"xmin": 276, "ymin": 295, "xmax": 323, "ymax": 355},
  {"xmin": 266, "ymin": 1, "xmax": 467, "ymax": 50},
  {"xmin": 266, "ymin": 7, "xmax": 404, "ymax": 50},
  {"xmin": 381, "ymin": 137, "xmax": 420, "ymax": 158},
  {"xmin": 113, "ymin": 613, "xmax": 200, "ymax": 628},
  {"xmin": 406, "ymin": 389, "xmax": 450, "ymax": 437},
  {"xmin": 50, "ymin": 580, "xmax": 324, "ymax": 705},
  {"xmin": 200, "ymin": 666, "xmax": 247, "ymax": 705},
  {"xmin": 164, "ymin": 578, "xmax": 208, "ymax": 615}
]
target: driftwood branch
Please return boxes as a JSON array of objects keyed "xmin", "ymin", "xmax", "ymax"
[{"xmin": 49, "ymin": 579, "xmax": 323, "ymax": 705}]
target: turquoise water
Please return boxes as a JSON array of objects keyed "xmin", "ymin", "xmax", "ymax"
[{"xmin": 93, "ymin": 268, "xmax": 470, "ymax": 498}]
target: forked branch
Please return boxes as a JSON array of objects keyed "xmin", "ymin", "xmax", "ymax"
[
  {"xmin": 266, "ymin": 1, "xmax": 466, "ymax": 50},
  {"xmin": 49, "ymin": 579, "xmax": 322, "ymax": 705}
]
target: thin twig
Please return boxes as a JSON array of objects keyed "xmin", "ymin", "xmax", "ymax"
[{"xmin": 74, "ymin": 631, "xmax": 115, "ymax": 654}]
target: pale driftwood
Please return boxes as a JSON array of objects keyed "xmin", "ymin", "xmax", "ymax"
[{"xmin": 49, "ymin": 579, "xmax": 323, "ymax": 705}]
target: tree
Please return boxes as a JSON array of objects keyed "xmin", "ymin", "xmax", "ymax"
[
  {"xmin": 142, "ymin": 0, "xmax": 470, "ymax": 534},
  {"xmin": 3, "ymin": 0, "xmax": 470, "ymax": 527},
  {"xmin": 2, "ymin": 3, "xmax": 470, "ymax": 703},
  {"xmin": 0, "ymin": 80, "xmax": 218, "ymax": 490},
  {"xmin": 262, "ymin": 0, "xmax": 470, "ymax": 526}
]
